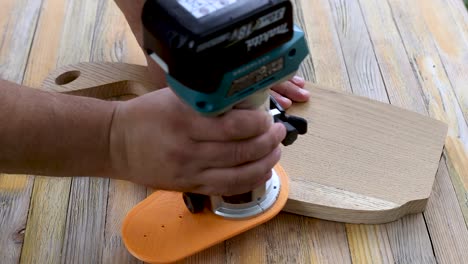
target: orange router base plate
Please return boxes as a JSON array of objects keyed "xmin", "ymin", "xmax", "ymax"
[{"xmin": 121, "ymin": 164, "xmax": 290, "ymax": 263}]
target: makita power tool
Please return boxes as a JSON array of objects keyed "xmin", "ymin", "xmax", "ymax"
[{"xmin": 141, "ymin": 0, "xmax": 309, "ymax": 219}]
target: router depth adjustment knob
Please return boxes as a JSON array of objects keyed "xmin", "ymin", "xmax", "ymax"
[{"xmin": 269, "ymin": 95, "xmax": 308, "ymax": 146}]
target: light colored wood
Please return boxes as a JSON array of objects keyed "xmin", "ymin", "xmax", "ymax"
[
  {"xmin": 43, "ymin": 62, "xmax": 154, "ymax": 96},
  {"xmin": 419, "ymin": 0, "xmax": 468, "ymax": 122},
  {"xmin": 320, "ymin": 0, "xmax": 393, "ymax": 214},
  {"xmin": 17, "ymin": 0, "xmax": 70, "ymax": 263},
  {"xmin": 346, "ymin": 224, "xmax": 394, "ymax": 264},
  {"xmin": 51, "ymin": 1, "xmax": 151, "ymax": 262},
  {"xmin": 424, "ymin": 157, "xmax": 468, "ymax": 263},
  {"xmin": 0, "ymin": 175, "xmax": 34, "ymax": 264},
  {"xmin": 358, "ymin": 0, "xmax": 468, "ymax": 263},
  {"xmin": 0, "ymin": 0, "xmax": 42, "ymax": 82},
  {"xmin": 327, "ymin": 0, "xmax": 388, "ymax": 102},
  {"xmin": 85, "ymin": 3, "xmax": 147, "ymax": 262},
  {"xmin": 103, "ymin": 180, "xmax": 146, "ymax": 264},
  {"xmin": 418, "ymin": 0, "xmax": 468, "ymax": 224},
  {"xmin": 42, "ymin": 61, "xmax": 447, "ymax": 225},
  {"xmin": 292, "ymin": 1, "xmax": 355, "ymax": 262},
  {"xmin": 0, "ymin": 1, "xmax": 42, "ymax": 263},
  {"xmin": 302, "ymin": 1, "xmax": 442, "ymax": 262},
  {"xmin": 19, "ymin": 0, "xmax": 101, "ymax": 263},
  {"xmin": 1, "ymin": 0, "xmax": 467, "ymax": 263},
  {"xmin": 387, "ymin": 0, "xmax": 468, "ymax": 226},
  {"xmin": 60, "ymin": 177, "xmax": 108, "ymax": 263},
  {"xmin": 284, "ymin": 85, "xmax": 447, "ymax": 223},
  {"xmin": 385, "ymin": 214, "xmax": 436, "ymax": 263},
  {"xmin": 295, "ymin": 0, "xmax": 351, "ymax": 90},
  {"xmin": 302, "ymin": 218, "xmax": 352, "ymax": 263}
]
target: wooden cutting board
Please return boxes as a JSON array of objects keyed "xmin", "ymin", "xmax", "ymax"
[{"xmin": 41, "ymin": 62, "xmax": 448, "ymax": 224}]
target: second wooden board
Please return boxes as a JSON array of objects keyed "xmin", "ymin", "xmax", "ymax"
[
  {"xmin": 282, "ymin": 86, "xmax": 448, "ymax": 223},
  {"xmin": 41, "ymin": 62, "xmax": 448, "ymax": 224}
]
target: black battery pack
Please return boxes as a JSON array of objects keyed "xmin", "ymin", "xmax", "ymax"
[{"xmin": 142, "ymin": 0, "xmax": 294, "ymax": 93}]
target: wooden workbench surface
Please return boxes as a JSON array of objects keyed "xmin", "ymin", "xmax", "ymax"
[{"xmin": 1, "ymin": 0, "xmax": 467, "ymax": 263}]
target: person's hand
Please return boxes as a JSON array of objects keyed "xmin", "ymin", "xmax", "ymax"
[
  {"xmin": 271, "ymin": 76, "xmax": 310, "ymax": 109},
  {"xmin": 109, "ymin": 88, "xmax": 286, "ymax": 196}
]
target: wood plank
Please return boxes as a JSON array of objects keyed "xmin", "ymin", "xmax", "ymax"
[
  {"xmin": 45, "ymin": 60, "xmax": 447, "ymax": 263},
  {"xmin": 226, "ymin": 214, "xmax": 312, "ymax": 263},
  {"xmin": 355, "ymin": 0, "xmax": 427, "ymax": 115},
  {"xmin": 90, "ymin": 0, "xmax": 145, "ymax": 65},
  {"xmin": 425, "ymin": 157, "xmax": 468, "ymax": 263},
  {"xmin": 387, "ymin": 0, "xmax": 468, "ymax": 225},
  {"xmin": 0, "ymin": 0, "xmax": 42, "ymax": 82},
  {"xmin": 419, "ymin": 0, "xmax": 468, "ymax": 121},
  {"xmin": 0, "ymin": 0, "xmax": 43, "ymax": 263},
  {"xmin": 226, "ymin": 0, "xmax": 351, "ymax": 263},
  {"xmin": 294, "ymin": 0, "xmax": 351, "ymax": 91},
  {"xmin": 418, "ymin": 0, "xmax": 468, "ymax": 224},
  {"xmin": 327, "ymin": 0, "xmax": 387, "ymax": 102},
  {"xmin": 325, "ymin": 0, "xmax": 435, "ymax": 262},
  {"xmin": 102, "ymin": 180, "xmax": 146, "ymax": 264},
  {"xmin": 446, "ymin": 0, "xmax": 468, "ymax": 38},
  {"xmin": 302, "ymin": 218, "xmax": 352, "ymax": 263},
  {"xmin": 41, "ymin": 63, "xmax": 154, "ymax": 264},
  {"xmin": 225, "ymin": 0, "xmax": 352, "ymax": 262},
  {"xmin": 385, "ymin": 214, "xmax": 436, "ymax": 263},
  {"xmin": 358, "ymin": 0, "xmax": 468, "ymax": 262},
  {"xmin": 86, "ymin": 1, "xmax": 148, "ymax": 263},
  {"xmin": 60, "ymin": 177, "xmax": 108, "ymax": 263},
  {"xmin": 19, "ymin": 0, "xmax": 100, "ymax": 263},
  {"xmin": 346, "ymin": 224, "xmax": 394, "ymax": 263},
  {"xmin": 48, "ymin": 1, "xmax": 152, "ymax": 262},
  {"xmin": 58, "ymin": 1, "xmax": 109, "ymax": 263},
  {"xmin": 0, "ymin": 175, "xmax": 34, "ymax": 264}
]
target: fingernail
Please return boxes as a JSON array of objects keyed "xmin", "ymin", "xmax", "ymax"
[
  {"xmin": 299, "ymin": 88, "xmax": 310, "ymax": 96},
  {"xmin": 292, "ymin": 75, "xmax": 305, "ymax": 84}
]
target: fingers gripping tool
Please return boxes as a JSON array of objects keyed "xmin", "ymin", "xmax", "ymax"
[{"xmin": 142, "ymin": 0, "xmax": 309, "ymax": 219}]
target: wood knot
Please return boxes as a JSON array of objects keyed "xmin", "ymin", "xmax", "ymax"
[{"xmin": 12, "ymin": 228, "xmax": 26, "ymax": 244}]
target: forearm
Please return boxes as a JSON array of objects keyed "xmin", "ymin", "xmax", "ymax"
[{"xmin": 0, "ymin": 79, "xmax": 116, "ymax": 177}]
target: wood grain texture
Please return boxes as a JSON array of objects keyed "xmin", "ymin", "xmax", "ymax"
[
  {"xmin": 418, "ymin": 0, "xmax": 468, "ymax": 225},
  {"xmin": 315, "ymin": 1, "xmax": 440, "ymax": 263},
  {"xmin": 90, "ymin": 2, "xmax": 149, "ymax": 263},
  {"xmin": 424, "ymin": 157, "xmax": 468, "ymax": 263},
  {"xmin": 0, "ymin": 0, "xmax": 466, "ymax": 263},
  {"xmin": 0, "ymin": 0, "xmax": 42, "ymax": 82},
  {"xmin": 385, "ymin": 214, "xmax": 436, "ymax": 263},
  {"xmin": 358, "ymin": 0, "xmax": 468, "ymax": 263},
  {"xmin": 283, "ymin": 85, "xmax": 447, "ymax": 223},
  {"xmin": 44, "ymin": 61, "xmax": 447, "ymax": 224},
  {"xmin": 102, "ymin": 180, "xmax": 146, "ymax": 264},
  {"xmin": 419, "ymin": 0, "xmax": 468, "ymax": 122},
  {"xmin": 328, "ymin": 0, "xmax": 388, "ymax": 102},
  {"xmin": 346, "ymin": 224, "xmax": 394, "ymax": 264},
  {"xmin": 19, "ymin": 0, "xmax": 100, "ymax": 263},
  {"xmin": 0, "ymin": 0, "xmax": 42, "ymax": 263},
  {"xmin": 387, "ymin": 0, "xmax": 468, "ymax": 226},
  {"xmin": 0, "ymin": 175, "xmax": 34, "ymax": 264},
  {"xmin": 60, "ymin": 177, "xmax": 108, "ymax": 263},
  {"xmin": 224, "ymin": 1, "xmax": 353, "ymax": 262},
  {"xmin": 294, "ymin": 0, "xmax": 351, "ymax": 90}
]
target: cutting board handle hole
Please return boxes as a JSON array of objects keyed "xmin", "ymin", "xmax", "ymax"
[{"xmin": 55, "ymin": 70, "xmax": 81, "ymax": 85}]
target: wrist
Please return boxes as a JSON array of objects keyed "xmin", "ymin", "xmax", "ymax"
[{"xmin": 107, "ymin": 101, "xmax": 126, "ymax": 180}]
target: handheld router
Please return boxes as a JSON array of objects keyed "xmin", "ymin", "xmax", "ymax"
[{"xmin": 142, "ymin": 0, "xmax": 309, "ymax": 219}]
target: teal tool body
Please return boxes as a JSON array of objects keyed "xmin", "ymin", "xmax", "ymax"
[{"xmin": 142, "ymin": 0, "xmax": 309, "ymax": 219}]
